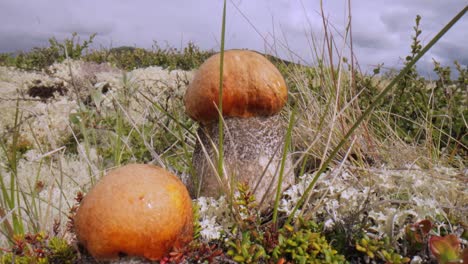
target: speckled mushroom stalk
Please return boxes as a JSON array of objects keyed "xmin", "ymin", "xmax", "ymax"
[{"xmin": 184, "ymin": 49, "xmax": 294, "ymax": 204}]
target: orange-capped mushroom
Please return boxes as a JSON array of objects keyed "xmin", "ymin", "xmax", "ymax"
[
  {"xmin": 74, "ymin": 164, "xmax": 193, "ymax": 261},
  {"xmin": 184, "ymin": 49, "xmax": 288, "ymax": 124},
  {"xmin": 185, "ymin": 50, "xmax": 294, "ymax": 205}
]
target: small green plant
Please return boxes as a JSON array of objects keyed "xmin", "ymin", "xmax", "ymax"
[
  {"xmin": 430, "ymin": 59, "xmax": 467, "ymax": 159},
  {"xmin": 273, "ymin": 223, "xmax": 347, "ymax": 264},
  {"xmin": 0, "ymin": 232, "xmax": 77, "ymax": 264},
  {"xmin": 355, "ymin": 235, "xmax": 410, "ymax": 264},
  {"xmin": 429, "ymin": 234, "xmax": 468, "ymax": 264},
  {"xmin": 389, "ymin": 15, "xmax": 428, "ymax": 143},
  {"xmin": 14, "ymin": 47, "xmax": 59, "ymax": 70},
  {"xmin": 12, "ymin": 33, "xmax": 95, "ymax": 71},
  {"xmin": 226, "ymin": 182, "xmax": 267, "ymax": 263},
  {"xmin": 48, "ymin": 32, "xmax": 96, "ymax": 61},
  {"xmin": 225, "ymin": 183, "xmax": 347, "ymax": 263},
  {"xmin": 226, "ymin": 230, "xmax": 267, "ymax": 263},
  {"xmin": 0, "ymin": 53, "xmax": 15, "ymax": 66}
]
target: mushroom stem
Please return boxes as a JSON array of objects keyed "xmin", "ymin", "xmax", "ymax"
[{"xmin": 190, "ymin": 115, "xmax": 294, "ymax": 206}]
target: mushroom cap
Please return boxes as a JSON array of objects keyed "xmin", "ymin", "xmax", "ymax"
[
  {"xmin": 74, "ymin": 164, "xmax": 193, "ymax": 261},
  {"xmin": 184, "ymin": 49, "xmax": 288, "ymax": 123}
]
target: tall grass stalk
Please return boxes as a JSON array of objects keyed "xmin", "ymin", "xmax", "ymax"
[
  {"xmin": 0, "ymin": 99, "xmax": 25, "ymax": 236},
  {"xmin": 272, "ymin": 108, "xmax": 295, "ymax": 226},
  {"xmin": 217, "ymin": 0, "xmax": 227, "ymax": 184},
  {"xmin": 113, "ymin": 108, "xmax": 124, "ymax": 166},
  {"xmin": 286, "ymin": 6, "xmax": 467, "ymax": 224}
]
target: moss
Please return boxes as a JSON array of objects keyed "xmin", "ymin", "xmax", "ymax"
[
  {"xmin": 47, "ymin": 237, "xmax": 77, "ymax": 263},
  {"xmin": 0, "ymin": 234, "xmax": 77, "ymax": 264}
]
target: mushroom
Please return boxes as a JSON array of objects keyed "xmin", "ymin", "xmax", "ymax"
[
  {"xmin": 74, "ymin": 164, "xmax": 193, "ymax": 261},
  {"xmin": 184, "ymin": 49, "xmax": 294, "ymax": 204}
]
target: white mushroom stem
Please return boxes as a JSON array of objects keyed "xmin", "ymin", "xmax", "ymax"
[{"xmin": 190, "ymin": 114, "xmax": 294, "ymax": 206}]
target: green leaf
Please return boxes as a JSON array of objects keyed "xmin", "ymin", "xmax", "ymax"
[
  {"xmin": 429, "ymin": 234, "xmax": 461, "ymax": 263},
  {"xmin": 233, "ymin": 255, "xmax": 245, "ymax": 262}
]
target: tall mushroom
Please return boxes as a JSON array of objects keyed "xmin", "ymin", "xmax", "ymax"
[{"xmin": 184, "ymin": 49, "xmax": 294, "ymax": 204}]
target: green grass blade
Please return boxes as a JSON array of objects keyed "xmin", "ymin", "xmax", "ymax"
[
  {"xmin": 217, "ymin": 0, "xmax": 227, "ymax": 181},
  {"xmin": 114, "ymin": 109, "xmax": 124, "ymax": 166},
  {"xmin": 272, "ymin": 107, "xmax": 296, "ymax": 226}
]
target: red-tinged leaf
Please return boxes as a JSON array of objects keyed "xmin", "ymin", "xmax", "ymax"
[
  {"xmin": 417, "ymin": 219, "xmax": 432, "ymax": 235},
  {"xmin": 406, "ymin": 219, "xmax": 432, "ymax": 247},
  {"xmin": 277, "ymin": 258, "xmax": 286, "ymax": 264},
  {"xmin": 429, "ymin": 234, "xmax": 461, "ymax": 263},
  {"xmin": 462, "ymin": 248, "xmax": 468, "ymax": 264}
]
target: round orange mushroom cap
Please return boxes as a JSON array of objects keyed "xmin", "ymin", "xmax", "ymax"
[
  {"xmin": 74, "ymin": 164, "xmax": 193, "ymax": 261},
  {"xmin": 184, "ymin": 49, "xmax": 288, "ymax": 123}
]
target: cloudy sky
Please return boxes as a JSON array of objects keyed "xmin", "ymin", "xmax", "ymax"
[{"xmin": 1, "ymin": 0, "xmax": 466, "ymax": 76}]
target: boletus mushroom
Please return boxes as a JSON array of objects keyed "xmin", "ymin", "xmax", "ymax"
[
  {"xmin": 74, "ymin": 164, "xmax": 193, "ymax": 261},
  {"xmin": 185, "ymin": 49, "xmax": 294, "ymax": 204}
]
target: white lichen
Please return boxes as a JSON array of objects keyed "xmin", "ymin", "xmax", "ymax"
[{"xmin": 195, "ymin": 196, "xmax": 232, "ymax": 242}]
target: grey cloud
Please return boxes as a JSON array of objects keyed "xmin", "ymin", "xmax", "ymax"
[
  {"xmin": 432, "ymin": 41, "xmax": 468, "ymax": 67},
  {"xmin": 380, "ymin": 0, "xmax": 466, "ymax": 37},
  {"xmin": 0, "ymin": 0, "xmax": 465, "ymax": 78},
  {"xmin": 380, "ymin": 9, "xmax": 415, "ymax": 34},
  {"xmin": 54, "ymin": 21, "xmax": 114, "ymax": 36},
  {"xmin": 0, "ymin": 32, "xmax": 49, "ymax": 53},
  {"xmin": 353, "ymin": 30, "xmax": 396, "ymax": 50}
]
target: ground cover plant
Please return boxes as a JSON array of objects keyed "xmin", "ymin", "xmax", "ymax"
[{"xmin": 0, "ymin": 3, "xmax": 466, "ymax": 263}]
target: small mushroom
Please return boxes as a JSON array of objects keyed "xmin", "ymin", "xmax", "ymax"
[
  {"xmin": 74, "ymin": 164, "xmax": 193, "ymax": 261},
  {"xmin": 184, "ymin": 49, "xmax": 294, "ymax": 204}
]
